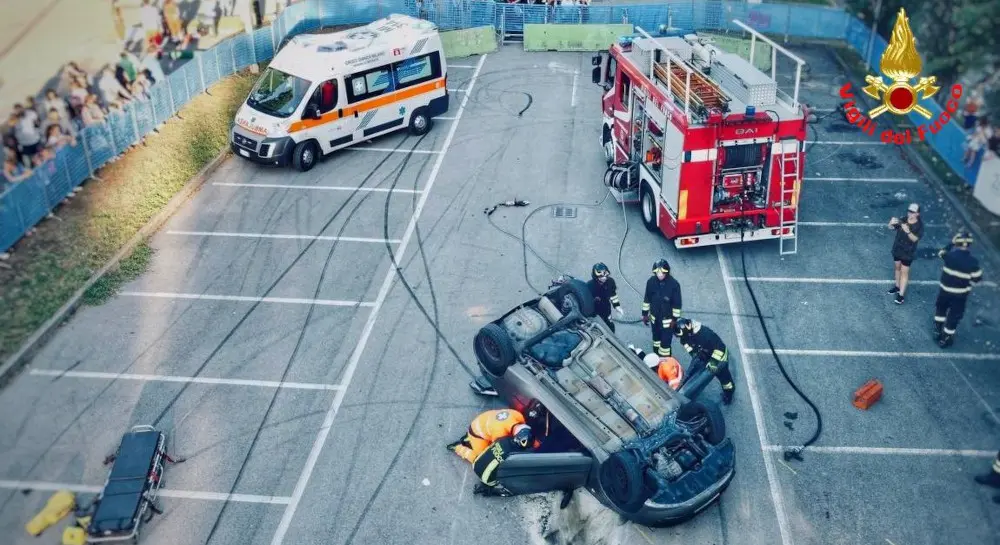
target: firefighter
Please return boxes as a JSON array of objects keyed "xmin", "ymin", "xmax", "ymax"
[
  {"xmin": 628, "ymin": 344, "xmax": 683, "ymax": 390},
  {"xmin": 446, "ymin": 409, "xmax": 532, "ymax": 464},
  {"xmin": 974, "ymin": 450, "xmax": 1000, "ymax": 504},
  {"xmin": 587, "ymin": 262, "xmax": 624, "ymax": 332},
  {"xmin": 674, "ymin": 318, "xmax": 736, "ymax": 405},
  {"xmin": 933, "ymin": 232, "xmax": 984, "ymax": 348},
  {"xmin": 642, "ymin": 259, "xmax": 682, "ymax": 358}
]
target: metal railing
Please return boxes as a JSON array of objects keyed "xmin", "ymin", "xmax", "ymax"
[{"xmin": 0, "ymin": 0, "xmax": 983, "ymax": 253}]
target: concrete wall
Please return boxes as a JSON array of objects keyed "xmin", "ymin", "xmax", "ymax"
[
  {"xmin": 440, "ymin": 26, "xmax": 497, "ymax": 58},
  {"xmin": 523, "ymin": 24, "xmax": 635, "ymax": 52}
]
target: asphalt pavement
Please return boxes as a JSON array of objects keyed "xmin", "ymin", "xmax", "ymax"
[{"xmin": 0, "ymin": 44, "xmax": 998, "ymax": 545}]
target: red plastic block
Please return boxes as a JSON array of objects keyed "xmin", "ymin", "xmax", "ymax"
[{"xmin": 853, "ymin": 379, "xmax": 883, "ymax": 410}]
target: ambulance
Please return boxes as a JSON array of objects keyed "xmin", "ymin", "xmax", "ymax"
[{"xmin": 230, "ymin": 13, "xmax": 450, "ymax": 171}]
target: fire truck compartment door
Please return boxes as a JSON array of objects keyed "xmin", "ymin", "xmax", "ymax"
[{"xmin": 645, "ymin": 97, "xmax": 666, "ymax": 131}]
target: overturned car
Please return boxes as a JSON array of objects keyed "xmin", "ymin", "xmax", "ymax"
[{"xmin": 471, "ymin": 278, "xmax": 735, "ymax": 527}]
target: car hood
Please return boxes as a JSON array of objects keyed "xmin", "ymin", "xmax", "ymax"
[{"xmin": 233, "ymin": 105, "xmax": 287, "ymax": 138}]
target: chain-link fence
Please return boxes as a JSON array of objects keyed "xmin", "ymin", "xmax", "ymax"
[{"xmin": 0, "ymin": 0, "xmax": 980, "ymax": 253}]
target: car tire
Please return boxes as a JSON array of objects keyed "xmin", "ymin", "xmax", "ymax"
[
  {"xmin": 474, "ymin": 323, "xmax": 516, "ymax": 378},
  {"xmin": 552, "ymin": 278, "xmax": 596, "ymax": 318},
  {"xmin": 677, "ymin": 401, "xmax": 726, "ymax": 445},
  {"xmin": 598, "ymin": 449, "xmax": 649, "ymax": 514},
  {"xmin": 409, "ymin": 107, "xmax": 431, "ymax": 136},
  {"xmin": 292, "ymin": 140, "xmax": 318, "ymax": 172},
  {"xmin": 602, "ymin": 125, "xmax": 614, "ymax": 165}
]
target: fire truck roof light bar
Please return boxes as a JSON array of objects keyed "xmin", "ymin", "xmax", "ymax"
[
  {"xmin": 731, "ymin": 20, "xmax": 806, "ymax": 110},
  {"xmin": 634, "ymin": 25, "xmax": 704, "ymax": 119}
]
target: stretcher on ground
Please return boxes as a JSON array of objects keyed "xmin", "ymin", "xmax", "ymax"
[{"xmin": 82, "ymin": 424, "xmax": 183, "ymax": 544}]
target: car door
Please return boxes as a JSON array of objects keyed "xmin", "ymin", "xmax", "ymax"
[
  {"xmin": 302, "ymin": 77, "xmax": 354, "ymax": 152},
  {"xmin": 495, "ymin": 451, "xmax": 594, "ymax": 494},
  {"xmin": 344, "ymin": 64, "xmax": 401, "ymax": 141}
]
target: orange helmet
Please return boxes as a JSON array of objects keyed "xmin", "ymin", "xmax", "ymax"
[{"xmin": 657, "ymin": 357, "xmax": 683, "ymax": 390}]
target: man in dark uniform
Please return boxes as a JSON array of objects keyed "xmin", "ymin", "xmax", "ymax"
[
  {"xmin": 674, "ymin": 318, "xmax": 736, "ymax": 405},
  {"xmin": 642, "ymin": 259, "xmax": 682, "ymax": 358},
  {"xmin": 587, "ymin": 262, "xmax": 624, "ymax": 332},
  {"xmin": 934, "ymin": 231, "xmax": 984, "ymax": 348}
]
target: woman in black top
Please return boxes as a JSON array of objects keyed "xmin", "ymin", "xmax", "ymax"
[{"xmin": 888, "ymin": 203, "xmax": 924, "ymax": 304}]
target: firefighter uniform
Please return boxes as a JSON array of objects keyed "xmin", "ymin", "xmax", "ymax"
[
  {"xmin": 642, "ymin": 259, "xmax": 682, "ymax": 357},
  {"xmin": 675, "ymin": 319, "xmax": 736, "ymax": 404},
  {"xmin": 974, "ymin": 451, "xmax": 1000, "ymax": 498},
  {"xmin": 933, "ymin": 232, "xmax": 983, "ymax": 348},
  {"xmin": 587, "ymin": 262, "xmax": 622, "ymax": 332},
  {"xmin": 447, "ymin": 409, "xmax": 530, "ymax": 464}
]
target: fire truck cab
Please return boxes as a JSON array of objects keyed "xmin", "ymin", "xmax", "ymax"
[{"xmin": 591, "ymin": 21, "xmax": 808, "ymax": 254}]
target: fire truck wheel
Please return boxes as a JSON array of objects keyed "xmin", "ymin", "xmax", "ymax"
[
  {"xmin": 640, "ymin": 186, "xmax": 658, "ymax": 233},
  {"xmin": 602, "ymin": 126, "xmax": 614, "ymax": 164}
]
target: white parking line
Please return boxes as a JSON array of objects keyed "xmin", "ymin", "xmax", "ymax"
[
  {"xmin": 798, "ymin": 221, "xmax": 949, "ymax": 228},
  {"xmin": 213, "ymin": 182, "xmax": 422, "ymax": 194},
  {"xmin": 726, "ymin": 276, "xmax": 999, "ymax": 288},
  {"xmin": 763, "ymin": 445, "xmax": 996, "ymax": 457},
  {"xmin": 349, "ymin": 147, "xmax": 443, "ymax": 155},
  {"xmin": 436, "ymin": 115, "xmax": 457, "ymax": 120},
  {"xmin": 803, "ymin": 177, "xmax": 919, "ymax": 183},
  {"xmin": 0, "ymin": 480, "xmax": 291, "ymax": 504},
  {"xmin": 164, "ymin": 230, "xmax": 401, "ymax": 244},
  {"xmin": 448, "ymin": 64, "xmax": 476, "ymax": 68},
  {"xmin": 744, "ymin": 348, "xmax": 1000, "ymax": 360},
  {"xmin": 270, "ymin": 53, "xmax": 490, "ymax": 545},
  {"xmin": 571, "ymin": 69, "xmax": 579, "ymax": 107},
  {"xmin": 448, "ymin": 88, "xmax": 467, "ymax": 93},
  {"xmin": 716, "ymin": 247, "xmax": 793, "ymax": 545},
  {"xmin": 29, "ymin": 369, "xmax": 344, "ymax": 391},
  {"xmin": 119, "ymin": 292, "xmax": 375, "ymax": 307}
]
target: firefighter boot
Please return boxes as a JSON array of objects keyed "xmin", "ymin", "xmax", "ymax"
[
  {"xmin": 938, "ymin": 333, "xmax": 955, "ymax": 349},
  {"xmin": 473, "ymin": 483, "xmax": 510, "ymax": 497},
  {"xmin": 933, "ymin": 321, "xmax": 943, "ymax": 340},
  {"xmin": 974, "ymin": 465, "xmax": 1000, "ymax": 488},
  {"xmin": 721, "ymin": 383, "xmax": 735, "ymax": 405}
]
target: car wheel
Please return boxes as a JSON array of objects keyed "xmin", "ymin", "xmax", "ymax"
[
  {"xmin": 640, "ymin": 185, "xmax": 658, "ymax": 233},
  {"xmin": 474, "ymin": 323, "xmax": 516, "ymax": 378},
  {"xmin": 677, "ymin": 401, "xmax": 726, "ymax": 445},
  {"xmin": 552, "ymin": 278, "xmax": 596, "ymax": 318},
  {"xmin": 408, "ymin": 108, "xmax": 431, "ymax": 136},
  {"xmin": 598, "ymin": 449, "xmax": 649, "ymax": 514},
  {"xmin": 292, "ymin": 140, "xmax": 318, "ymax": 172}
]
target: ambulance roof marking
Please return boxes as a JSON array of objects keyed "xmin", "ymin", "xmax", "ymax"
[{"xmin": 268, "ymin": 13, "xmax": 439, "ymax": 82}]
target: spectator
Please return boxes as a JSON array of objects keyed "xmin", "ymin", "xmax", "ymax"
[
  {"xmin": 130, "ymin": 72, "xmax": 152, "ymax": 101},
  {"xmin": 65, "ymin": 61, "xmax": 91, "ymax": 89},
  {"xmin": 45, "ymin": 124, "xmax": 75, "ymax": 151},
  {"xmin": 80, "ymin": 94, "xmax": 106, "ymax": 127},
  {"xmin": 12, "ymin": 102, "xmax": 39, "ymax": 129},
  {"xmin": 13, "ymin": 110, "xmax": 43, "ymax": 165},
  {"xmin": 163, "ymin": 0, "xmax": 184, "ymax": 43},
  {"xmin": 118, "ymin": 51, "xmax": 140, "ymax": 84},
  {"xmin": 964, "ymin": 117, "xmax": 994, "ymax": 168},
  {"xmin": 98, "ymin": 67, "xmax": 133, "ymax": 106},
  {"xmin": 42, "ymin": 89, "xmax": 72, "ymax": 123},
  {"xmin": 108, "ymin": 100, "xmax": 124, "ymax": 114},
  {"xmin": 140, "ymin": 43, "xmax": 166, "ymax": 85},
  {"xmin": 32, "ymin": 145, "xmax": 55, "ymax": 169},
  {"xmin": 3, "ymin": 156, "xmax": 32, "ymax": 185},
  {"xmin": 42, "ymin": 108, "xmax": 76, "ymax": 140},
  {"xmin": 140, "ymin": 0, "xmax": 164, "ymax": 51},
  {"xmin": 887, "ymin": 203, "xmax": 924, "ymax": 305},
  {"xmin": 963, "ymin": 86, "xmax": 984, "ymax": 130},
  {"xmin": 3, "ymin": 135, "xmax": 20, "ymax": 164},
  {"xmin": 111, "ymin": 0, "xmax": 127, "ymax": 45},
  {"xmin": 68, "ymin": 77, "xmax": 90, "ymax": 115}
]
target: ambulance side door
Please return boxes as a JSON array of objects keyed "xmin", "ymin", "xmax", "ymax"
[{"xmin": 344, "ymin": 63, "xmax": 398, "ymax": 141}]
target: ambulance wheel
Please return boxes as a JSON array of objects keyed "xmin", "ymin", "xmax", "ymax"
[
  {"xmin": 474, "ymin": 324, "xmax": 516, "ymax": 378},
  {"xmin": 640, "ymin": 186, "xmax": 658, "ymax": 233},
  {"xmin": 409, "ymin": 108, "xmax": 431, "ymax": 136},
  {"xmin": 292, "ymin": 140, "xmax": 318, "ymax": 172}
]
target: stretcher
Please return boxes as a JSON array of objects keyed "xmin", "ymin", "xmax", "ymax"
[{"xmin": 82, "ymin": 425, "xmax": 183, "ymax": 544}]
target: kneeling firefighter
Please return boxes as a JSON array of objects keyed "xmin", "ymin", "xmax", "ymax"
[
  {"xmin": 447, "ymin": 409, "xmax": 533, "ymax": 496},
  {"xmin": 674, "ymin": 318, "xmax": 736, "ymax": 405}
]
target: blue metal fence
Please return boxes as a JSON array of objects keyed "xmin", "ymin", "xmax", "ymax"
[{"xmin": 0, "ymin": 0, "xmax": 982, "ymax": 253}]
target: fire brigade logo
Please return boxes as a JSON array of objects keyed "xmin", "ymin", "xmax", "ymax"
[
  {"xmin": 861, "ymin": 8, "xmax": 938, "ymax": 119},
  {"xmin": 838, "ymin": 7, "xmax": 965, "ymax": 146}
]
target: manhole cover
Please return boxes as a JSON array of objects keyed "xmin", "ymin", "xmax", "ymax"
[{"xmin": 553, "ymin": 206, "xmax": 577, "ymax": 218}]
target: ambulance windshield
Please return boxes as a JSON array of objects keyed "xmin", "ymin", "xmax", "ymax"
[{"xmin": 246, "ymin": 67, "xmax": 312, "ymax": 119}]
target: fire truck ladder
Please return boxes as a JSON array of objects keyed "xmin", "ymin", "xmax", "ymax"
[
  {"xmin": 654, "ymin": 63, "xmax": 730, "ymax": 113},
  {"xmin": 778, "ymin": 149, "xmax": 800, "ymax": 256}
]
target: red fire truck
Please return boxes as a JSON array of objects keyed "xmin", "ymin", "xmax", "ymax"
[{"xmin": 590, "ymin": 21, "xmax": 809, "ymax": 254}]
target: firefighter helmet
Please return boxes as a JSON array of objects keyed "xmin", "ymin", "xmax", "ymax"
[
  {"xmin": 674, "ymin": 317, "xmax": 698, "ymax": 336},
  {"xmin": 592, "ymin": 262, "xmax": 610, "ymax": 280},
  {"xmin": 512, "ymin": 424, "xmax": 532, "ymax": 448},
  {"xmin": 951, "ymin": 231, "xmax": 973, "ymax": 247},
  {"xmin": 652, "ymin": 259, "xmax": 670, "ymax": 274}
]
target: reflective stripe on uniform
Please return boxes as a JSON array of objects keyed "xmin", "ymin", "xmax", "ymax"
[
  {"xmin": 479, "ymin": 459, "xmax": 501, "ymax": 485},
  {"xmin": 939, "ymin": 283, "xmax": 972, "ymax": 294},
  {"xmin": 610, "ymin": 295, "xmax": 621, "ymax": 305},
  {"xmin": 942, "ymin": 267, "xmax": 972, "ymax": 280},
  {"xmin": 683, "ymin": 343, "xmax": 693, "ymax": 353},
  {"xmin": 657, "ymin": 346, "xmax": 671, "ymax": 357},
  {"xmin": 642, "ymin": 302, "xmax": 650, "ymax": 311},
  {"xmin": 943, "ymin": 327, "xmax": 957, "ymax": 335},
  {"xmin": 661, "ymin": 319, "xmax": 671, "ymax": 327},
  {"xmin": 970, "ymin": 269, "xmax": 983, "ymax": 280},
  {"xmin": 711, "ymin": 349, "xmax": 726, "ymax": 361},
  {"xmin": 993, "ymin": 455, "xmax": 1000, "ymax": 474},
  {"xmin": 672, "ymin": 308, "xmax": 682, "ymax": 317},
  {"xmin": 934, "ymin": 315, "xmax": 946, "ymax": 323}
]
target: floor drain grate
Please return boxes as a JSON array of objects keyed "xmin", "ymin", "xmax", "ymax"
[{"xmin": 553, "ymin": 206, "xmax": 577, "ymax": 219}]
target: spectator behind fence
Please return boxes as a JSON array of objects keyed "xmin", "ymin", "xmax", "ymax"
[
  {"xmin": 3, "ymin": 155, "xmax": 32, "ymax": 188},
  {"xmin": 140, "ymin": 0, "xmax": 163, "ymax": 50},
  {"xmin": 43, "ymin": 108, "xmax": 76, "ymax": 139},
  {"xmin": 42, "ymin": 89, "xmax": 72, "ymax": 125},
  {"xmin": 98, "ymin": 67, "xmax": 133, "ymax": 107},
  {"xmin": 81, "ymin": 95, "xmax": 106, "ymax": 127},
  {"xmin": 964, "ymin": 117, "xmax": 993, "ymax": 168},
  {"xmin": 69, "ymin": 78, "xmax": 89, "ymax": 115},
  {"xmin": 14, "ymin": 110, "xmax": 43, "ymax": 165}
]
